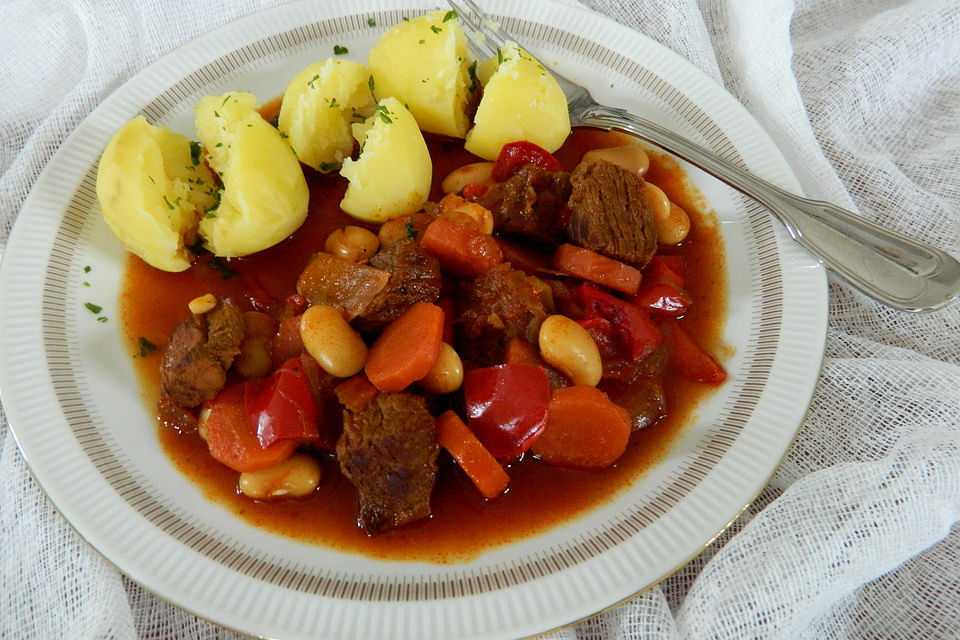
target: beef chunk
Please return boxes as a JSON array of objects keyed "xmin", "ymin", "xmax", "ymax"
[
  {"xmin": 567, "ymin": 159, "xmax": 658, "ymax": 266},
  {"xmin": 457, "ymin": 264, "xmax": 549, "ymax": 366},
  {"xmin": 477, "ymin": 164, "xmax": 571, "ymax": 243},
  {"xmin": 336, "ymin": 393, "xmax": 439, "ymax": 534},
  {"xmin": 160, "ymin": 298, "xmax": 244, "ymax": 407},
  {"xmin": 358, "ymin": 238, "xmax": 441, "ymax": 327},
  {"xmin": 297, "ymin": 252, "xmax": 390, "ymax": 320},
  {"xmin": 598, "ymin": 345, "xmax": 668, "ymax": 430}
]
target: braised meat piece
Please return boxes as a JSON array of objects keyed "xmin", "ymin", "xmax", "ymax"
[
  {"xmin": 336, "ymin": 393, "xmax": 439, "ymax": 534},
  {"xmin": 160, "ymin": 297, "xmax": 244, "ymax": 407},
  {"xmin": 296, "ymin": 252, "xmax": 390, "ymax": 320},
  {"xmin": 477, "ymin": 164, "xmax": 571, "ymax": 244},
  {"xmin": 457, "ymin": 264, "xmax": 549, "ymax": 366},
  {"xmin": 359, "ymin": 238, "xmax": 441, "ymax": 327},
  {"xmin": 567, "ymin": 159, "xmax": 659, "ymax": 266},
  {"xmin": 598, "ymin": 345, "xmax": 668, "ymax": 430}
]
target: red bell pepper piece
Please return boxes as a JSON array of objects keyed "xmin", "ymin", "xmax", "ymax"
[
  {"xmin": 663, "ymin": 321, "xmax": 726, "ymax": 385},
  {"xmin": 461, "ymin": 183, "xmax": 489, "ymax": 200},
  {"xmin": 577, "ymin": 317, "xmax": 620, "ymax": 359},
  {"xmin": 576, "ymin": 283, "xmax": 663, "ymax": 361},
  {"xmin": 553, "ymin": 243, "xmax": 642, "ymax": 295},
  {"xmin": 492, "ymin": 141, "xmax": 563, "ymax": 181},
  {"xmin": 246, "ymin": 357, "xmax": 320, "ymax": 448},
  {"xmin": 644, "ymin": 255, "xmax": 685, "ymax": 289},
  {"xmin": 632, "ymin": 282, "xmax": 692, "ymax": 318},
  {"xmin": 463, "ymin": 363, "xmax": 551, "ymax": 458}
]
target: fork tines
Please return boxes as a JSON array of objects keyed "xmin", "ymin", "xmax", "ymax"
[{"xmin": 448, "ymin": 0, "xmax": 511, "ymax": 59}]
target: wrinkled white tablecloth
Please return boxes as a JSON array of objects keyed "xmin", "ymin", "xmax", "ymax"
[{"xmin": 2, "ymin": 1, "xmax": 959, "ymax": 638}]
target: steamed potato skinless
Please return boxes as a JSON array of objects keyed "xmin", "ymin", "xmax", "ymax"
[
  {"xmin": 367, "ymin": 10, "xmax": 473, "ymax": 138},
  {"xmin": 96, "ymin": 116, "xmax": 219, "ymax": 272},
  {"xmin": 464, "ymin": 42, "xmax": 571, "ymax": 160},
  {"xmin": 195, "ymin": 92, "xmax": 309, "ymax": 257},
  {"xmin": 339, "ymin": 97, "xmax": 432, "ymax": 222},
  {"xmin": 278, "ymin": 59, "xmax": 376, "ymax": 172}
]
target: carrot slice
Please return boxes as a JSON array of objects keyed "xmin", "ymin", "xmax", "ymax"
[
  {"xmin": 531, "ymin": 385, "xmax": 631, "ymax": 469},
  {"xmin": 421, "ymin": 217, "xmax": 503, "ymax": 278},
  {"xmin": 552, "ymin": 244, "xmax": 642, "ymax": 295},
  {"xmin": 663, "ymin": 321, "xmax": 727, "ymax": 385},
  {"xmin": 202, "ymin": 384, "xmax": 297, "ymax": 473},
  {"xmin": 437, "ymin": 410, "xmax": 510, "ymax": 499},
  {"xmin": 365, "ymin": 302, "xmax": 445, "ymax": 392}
]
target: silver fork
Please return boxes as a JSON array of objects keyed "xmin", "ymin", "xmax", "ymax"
[{"xmin": 449, "ymin": 0, "xmax": 960, "ymax": 312}]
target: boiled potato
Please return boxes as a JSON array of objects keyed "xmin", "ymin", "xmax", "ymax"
[
  {"xmin": 339, "ymin": 97, "xmax": 432, "ymax": 222},
  {"xmin": 464, "ymin": 42, "xmax": 570, "ymax": 160},
  {"xmin": 195, "ymin": 92, "xmax": 309, "ymax": 257},
  {"xmin": 96, "ymin": 116, "xmax": 218, "ymax": 272},
  {"xmin": 278, "ymin": 59, "xmax": 376, "ymax": 172},
  {"xmin": 367, "ymin": 10, "xmax": 472, "ymax": 138}
]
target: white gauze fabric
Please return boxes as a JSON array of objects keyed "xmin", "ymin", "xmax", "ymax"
[{"xmin": 2, "ymin": 1, "xmax": 959, "ymax": 639}]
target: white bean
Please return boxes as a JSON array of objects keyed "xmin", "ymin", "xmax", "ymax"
[
  {"xmin": 440, "ymin": 161, "xmax": 495, "ymax": 194},
  {"xmin": 299, "ymin": 304, "xmax": 367, "ymax": 377},
  {"xmin": 420, "ymin": 343, "xmax": 464, "ymax": 394},
  {"xmin": 538, "ymin": 315, "xmax": 602, "ymax": 386},
  {"xmin": 188, "ymin": 293, "xmax": 217, "ymax": 315},
  {"xmin": 324, "ymin": 225, "xmax": 379, "ymax": 262},
  {"xmin": 238, "ymin": 453, "xmax": 321, "ymax": 500},
  {"xmin": 583, "ymin": 145, "xmax": 649, "ymax": 176},
  {"xmin": 660, "ymin": 203, "xmax": 691, "ymax": 245}
]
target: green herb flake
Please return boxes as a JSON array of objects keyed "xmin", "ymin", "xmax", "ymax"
[
  {"xmin": 328, "ymin": 97, "xmax": 340, "ymax": 109},
  {"xmin": 430, "ymin": 25, "xmax": 442, "ymax": 34},
  {"xmin": 333, "ymin": 44, "xmax": 349, "ymax": 55},
  {"xmin": 162, "ymin": 195, "xmax": 176, "ymax": 210},
  {"xmin": 83, "ymin": 265, "xmax": 91, "ymax": 273},
  {"xmin": 208, "ymin": 257, "xmax": 238, "ymax": 279},
  {"xmin": 468, "ymin": 60, "xmax": 479, "ymax": 91},
  {"xmin": 220, "ymin": 94, "xmax": 231, "ymax": 107},
  {"xmin": 214, "ymin": 142, "xmax": 223, "ymax": 148},
  {"xmin": 97, "ymin": 316, "xmax": 108, "ymax": 323},
  {"xmin": 402, "ymin": 16, "xmax": 409, "ymax": 22},
  {"xmin": 367, "ymin": 16, "xmax": 376, "ymax": 26},
  {"xmin": 190, "ymin": 141, "xmax": 202, "ymax": 165},
  {"xmin": 443, "ymin": 10, "xmax": 458, "ymax": 22},
  {"xmin": 319, "ymin": 161, "xmax": 338, "ymax": 172},
  {"xmin": 418, "ymin": 39, "xmax": 425, "ymax": 44},
  {"xmin": 136, "ymin": 337, "xmax": 157, "ymax": 358},
  {"xmin": 307, "ymin": 73, "xmax": 320, "ymax": 89},
  {"xmin": 213, "ymin": 110, "xmax": 221, "ymax": 118},
  {"xmin": 368, "ymin": 75, "xmax": 375, "ymax": 92},
  {"xmin": 497, "ymin": 49, "xmax": 504, "ymax": 65},
  {"xmin": 376, "ymin": 105, "xmax": 393, "ymax": 124},
  {"xmin": 85, "ymin": 302, "xmax": 102, "ymax": 314},
  {"xmin": 404, "ymin": 219, "xmax": 417, "ymax": 239}
]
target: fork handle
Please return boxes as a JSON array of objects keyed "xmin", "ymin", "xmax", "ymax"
[{"xmin": 574, "ymin": 104, "xmax": 960, "ymax": 311}]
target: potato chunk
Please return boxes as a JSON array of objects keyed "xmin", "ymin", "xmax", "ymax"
[
  {"xmin": 339, "ymin": 97, "xmax": 432, "ymax": 222},
  {"xmin": 278, "ymin": 59, "xmax": 376, "ymax": 172},
  {"xmin": 95, "ymin": 116, "xmax": 218, "ymax": 272},
  {"xmin": 464, "ymin": 42, "xmax": 570, "ymax": 160},
  {"xmin": 195, "ymin": 92, "xmax": 309, "ymax": 257},
  {"xmin": 367, "ymin": 10, "xmax": 472, "ymax": 138}
]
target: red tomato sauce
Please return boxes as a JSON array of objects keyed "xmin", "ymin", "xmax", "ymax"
[{"xmin": 120, "ymin": 128, "xmax": 727, "ymax": 563}]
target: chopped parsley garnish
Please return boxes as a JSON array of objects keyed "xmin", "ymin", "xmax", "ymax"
[
  {"xmin": 136, "ymin": 337, "xmax": 157, "ymax": 357},
  {"xmin": 402, "ymin": 16, "xmax": 409, "ymax": 22},
  {"xmin": 162, "ymin": 195, "xmax": 176, "ymax": 210},
  {"xmin": 208, "ymin": 257, "xmax": 238, "ymax": 279},
  {"xmin": 319, "ymin": 161, "xmax": 338, "ymax": 172},
  {"xmin": 220, "ymin": 94, "xmax": 231, "ymax": 107},
  {"xmin": 376, "ymin": 105, "xmax": 392, "ymax": 124},
  {"xmin": 405, "ymin": 219, "xmax": 417, "ymax": 239},
  {"xmin": 213, "ymin": 110, "xmax": 221, "ymax": 118},
  {"xmin": 430, "ymin": 25, "xmax": 442, "ymax": 34},
  {"xmin": 333, "ymin": 44, "xmax": 349, "ymax": 55},
  {"xmin": 468, "ymin": 60, "xmax": 479, "ymax": 91},
  {"xmin": 190, "ymin": 141, "xmax": 202, "ymax": 165},
  {"xmin": 307, "ymin": 73, "xmax": 320, "ymax": 89},
  {"xmin": 418, "ymin": 39, "xmax": 425, "ymax": 44},
  {"xmin": 497, "ymin": 49, "xmax": 504, "ymax": 65},
  {"xmin": 214, "ymin": 142, "xmax": 223, "ymax": 148},
  {"xmin": 350, "ymin": 110, "xmax": 366, "ymax": 122},
  {"xmin": 443, "ymin": 10, "xmax": 458, "ymax": 21},
  {"xmin": 83, "ymin": 281, "xmax": 90, "ymax": 287},
  {"xmin": 97, "ymin": 316, "xmax": 108, "ymax": 323},
  {"xmin": 368, "ymin": 75, "xmax": 375, "ymax": 92},
  {"xmin": 85, "ymin": 302, "xmax": 102, "ymax": 314},
  {"xmin": 328, "ymin": 97, "xmax": 340, "ymax": 109},
  {"xmin": 83, "ymin": 265, "xmax": 91, "ymax": 273},
  {"xmin": 367, "ymin": 16, "xmax": 376, "ymax": 26}
]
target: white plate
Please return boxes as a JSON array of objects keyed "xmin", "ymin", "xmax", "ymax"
[{"xmin": 0, "ymin": 1, "xmax": 827, "ymax": 638}]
